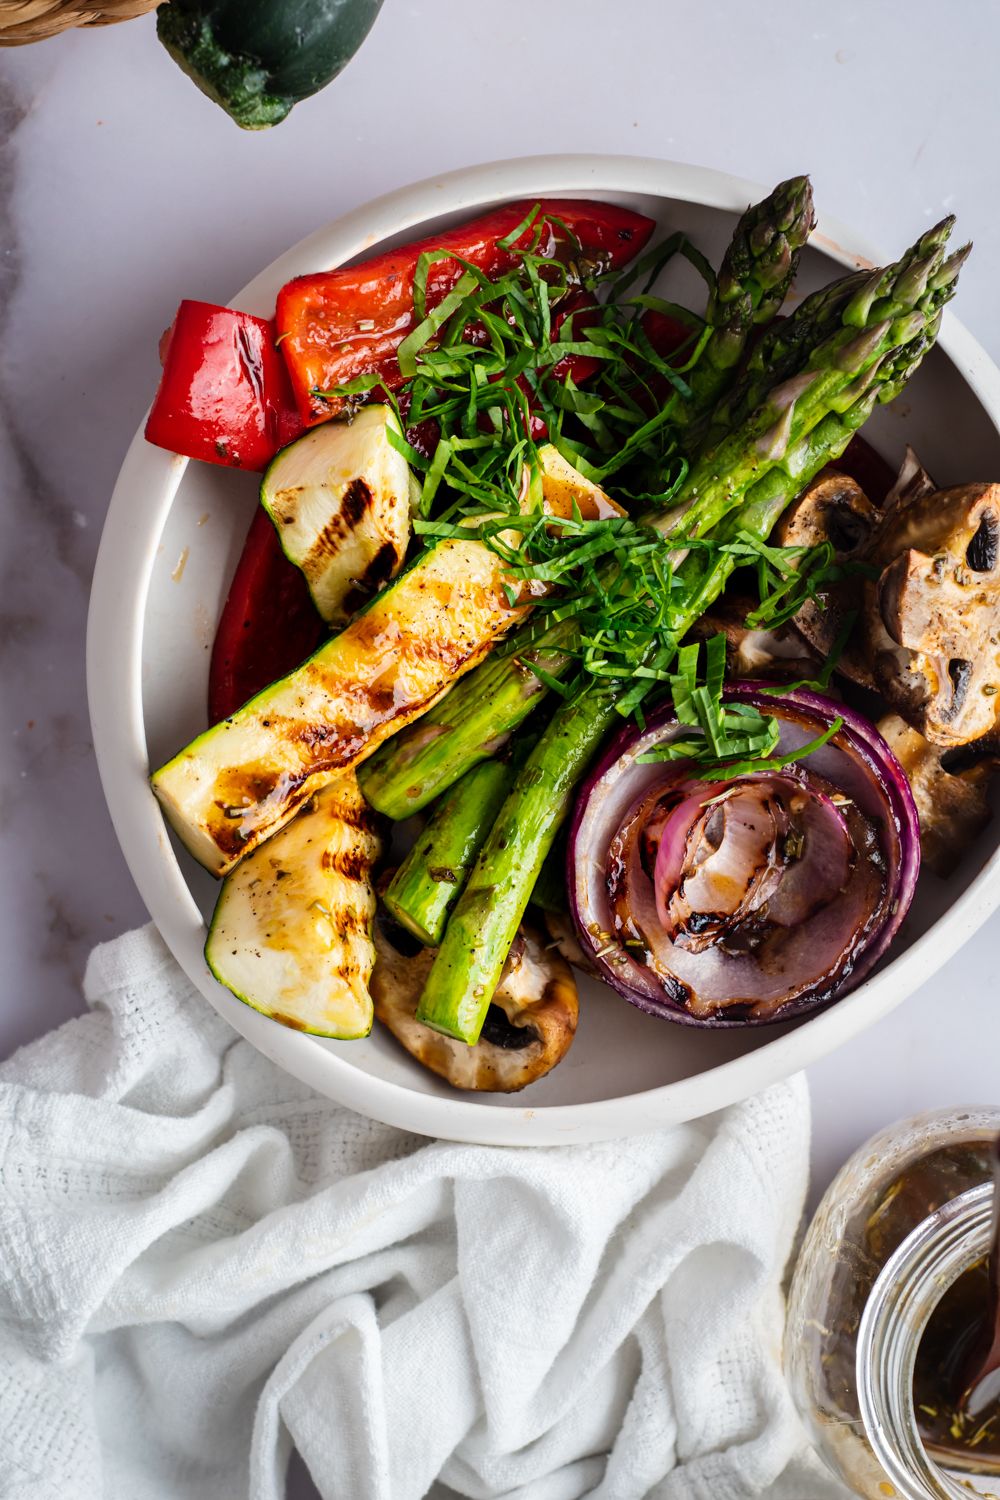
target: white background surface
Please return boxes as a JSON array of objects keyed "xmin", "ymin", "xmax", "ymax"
[{"xmin": 2, "ymin": 2, "xmax": 998, "ymax": 1214}]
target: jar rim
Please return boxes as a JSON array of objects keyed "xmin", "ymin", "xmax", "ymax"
[{"xmin": 857, "ymin": 1181, "xmax": 995, "ymax": 1500}]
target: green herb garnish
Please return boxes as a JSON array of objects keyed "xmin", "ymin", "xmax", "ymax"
[{"xmin": 636, "ymin": 634, "xmax": 844, "ymax": 779}]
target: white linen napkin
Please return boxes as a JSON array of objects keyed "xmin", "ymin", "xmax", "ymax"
[{"xmin": 0, "ymin": 925, "xmax": 847, "ymax": 1500}]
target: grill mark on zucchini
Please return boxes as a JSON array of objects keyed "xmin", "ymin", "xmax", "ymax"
[
  {"xmin": 211, "ymin": 769, "xmax": 312, "ymax": 858},
  {"xmin": 341, "ymin": 540, "xmax": 402, "ymax": 616},
  {"xmin": 305, "ymin": 476, "xmax": 374, "ymax": 568},
  {"xmin": 301, "ymin": 789, "xmax": 380, "ymax": 837}
]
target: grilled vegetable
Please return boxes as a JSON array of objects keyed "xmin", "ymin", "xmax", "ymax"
[
  {"xmin": 763, "ymin": 443, "xmax": 921, "ymax": 694},
  {"xmin": 261, "ymin": 405, "xmax": 417, "ymax": 624},
  {"xmin": 275, "ymin": 200, "xmax": 655, "ymax": 425},
  {"xmin": 411, "ymin": 215, "xmax": 966, "ymax": 1046},
  {"xmin": 362, "ymin": 221, "xmax": 968, "ymax": 828},
  {"xmin": 878, "ymin": 713, "xmax": 998, "ymax": 876},
  {"xmin": 205, "ymin": 772, "xmax": 381, "ymax": 1036},
  {"xmin": 145, "ymin": 301, "xmax": 301, "ymax": 471},
  {"xmin": 415, "ymin": 681, "xmax": 617, "ymax": 1046},
  {"xmin": 688, "ymin": 592, "xmax": 821, "ymax": 683},
  {"xmin": 140, "ymin": 168, "xmax": 983, "ymax": 1085},
  {"xmin": 535, "ymin": 444, "xmax": 625, "ymax": 521},
  {"xmin": 157, "ymin": 441, "xmax": 616, "ymax": 872},
  {"xmin": 372, "ymin": 918, "xmax": 578, "ymax": 1091},
  {"xmin": 776, "ymin": 469, "xmax": 880, "ymax": 684},
  {"xmin": 677, "ymin": 174, "xmax": 816, "ymax": 422},
  {"xmin": 152, "ymin": 536, "xmax": 528, "ymax": 875},
  {"xmin": 156, "ymin": 0, "xmax": 385, "ymax": 130},
  {"xmin": 865, "ymin": 483, "xmax": 1000, "ymax": 746},
  {"xmin": 568, "ymin": 689, "xmax": 920, "ymax": 1027}
]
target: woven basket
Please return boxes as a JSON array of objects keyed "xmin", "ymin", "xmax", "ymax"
[{"xmin": 0, "ymin": 0, "xmax": 159, "ymax": 45}]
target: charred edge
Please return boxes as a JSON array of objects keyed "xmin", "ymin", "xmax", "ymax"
[
  {"xmin": 360, "ymin": 540, "xmax": 400, "ymax": 595},
  {"xmin": 332, "ymin": 907, "xmax": 368, "ymax": 941},
  {"xmin": 363, "ymin": 678, "xmax": 401, "ymax": 719},
  {"xmin": 269, "ymin": 1010, "xmax": 308, "ymax": 1031},
  {"xmin": 659, "ymin": 972, "xmax": 693, "ymax": 1008},
  {"xmin": 321, "ymin": 847, "xmax": 372, "ymax": 882},
  {"xmin": 291, "ymin": 720, "xmax": 363, "ymax": 760},
  {"xmin": 340, "ymin": 802, "xmax": 381, "ymax": 836},
  {"xmin": 211, "ymin": 769, "xmax": 307, "ymax": 856}
]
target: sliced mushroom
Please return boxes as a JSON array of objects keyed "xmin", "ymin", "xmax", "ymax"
[
  {"xmin": 688, "ymin": 592, "xmax": 822, "ymax": 682},
  {"xmin": 865, "ymin": 484, "xmax": 1000, "ymax": 746},
  {"xmin": 775, "ymin": 469, "xmax": 881, "ymax": 684},
  {"xmin": 371, "ymin": 917, "xmax": 578, "ymax": 1092},
  {"xmin": 881, "ymin": 445, "xmax": 937, "ymax": 522},
  {"xmin": 878, "ymin": 713, "xmax": 998, "ymax": 876}
]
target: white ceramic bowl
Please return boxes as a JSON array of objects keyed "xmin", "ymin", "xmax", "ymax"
[{"xmin": 87, "ymin": 154, "xmax": 1000, "ymax": 1145}]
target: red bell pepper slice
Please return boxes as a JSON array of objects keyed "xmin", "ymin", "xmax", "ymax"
[
  {"xmin": 208, "ymin": 507, "xmax": 325, "ymax": 723},
  {"xmin": 275, "ymin": 199, "xmax": 655, "ymax": 426},
  {"xmin": 146, "ymin": 301, "xmax": 302, "ymax": 472}
]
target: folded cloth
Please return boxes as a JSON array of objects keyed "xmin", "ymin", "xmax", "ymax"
[{"xmin": 0, "ymin": 925, "xmax": 847, "ymax": 1500}]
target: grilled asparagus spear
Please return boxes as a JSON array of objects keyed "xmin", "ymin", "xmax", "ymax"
[
  {"xmin": 414, "ymin": 681, "xmax": 618, "ymax": 1044},
  {"xmin": 382, "ymin": 759, "xmax": 513, "ymax": 946},
  {"xmin": 695, "ymin": 216, "xmax": 959, "ymax": 452},
  {"xmin": 679, "ymin": 173, "xmax": 815, "ymax": 415},
  {"xmin": 357, "ymin": 182, "xmax": 815, "ymax": 821}
]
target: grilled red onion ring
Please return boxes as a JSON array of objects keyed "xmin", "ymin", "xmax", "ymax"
[{"xmin": 568, "ymin": 686, "xmax": 920, "ymax": 1026}]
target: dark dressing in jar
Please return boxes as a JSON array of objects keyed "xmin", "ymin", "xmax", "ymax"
[
  {"xmin": 913, "ymin": 1257, "xmax": 1000, "ymax": 1470},
  {"xmin": 785, "ymin": 1108, "xmax": 1000, "ymax": 1500}
]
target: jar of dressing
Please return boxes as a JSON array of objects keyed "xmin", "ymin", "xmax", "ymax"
[{"xmin": 785, "ymin": 1106, "xmax": 1000, "ymax": 1499}]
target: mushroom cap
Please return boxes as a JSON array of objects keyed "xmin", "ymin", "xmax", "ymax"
[
  {"xmin": 866, "ymin": 483, "xmax": 1000, "ymax": 747},
  {"xmin": 877, "ymin": 713, "xmax": 997, "ymax": 875},
  {"xmin": 880, "ymin": 445, "xmax": 938, "ymax": 522},
  {"xmin": 776, "ymin": 469, "xmax": 881, "ymax": 685},
  {"xmin": 371, "ymin": 918, "xmax": 578, "ymax": 1092}
]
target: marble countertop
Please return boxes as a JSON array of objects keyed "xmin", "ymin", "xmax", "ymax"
[{"xmin": 3, "ymin": 0, "xmax": 999, "ymax": 1208}]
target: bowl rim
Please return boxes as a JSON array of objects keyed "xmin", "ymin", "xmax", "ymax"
[{"xmin": 86, "ymin": 152, "xmax": 1000, "ymax": 1145}]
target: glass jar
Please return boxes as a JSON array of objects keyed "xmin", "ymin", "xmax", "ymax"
[{"xmin": 785, "ymin": 1106, "xmax": 1000, "ymax": 1499}]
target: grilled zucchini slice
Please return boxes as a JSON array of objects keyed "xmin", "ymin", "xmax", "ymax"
[
  {"xmin": 205, "ymin": 771, "xmax": 381, "ymax": 1037},
  {"xmin": 261, "ymin": 405, "xmax": 417, "ymax": 624},
  {"xmin": 152, "ymin": 536, "xmax": 526, "ymax": 875}
]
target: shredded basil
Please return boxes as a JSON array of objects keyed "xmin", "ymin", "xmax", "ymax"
[{"xmin": 636, "ymin": 634, "xmax": 845, "ymax": 779}]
